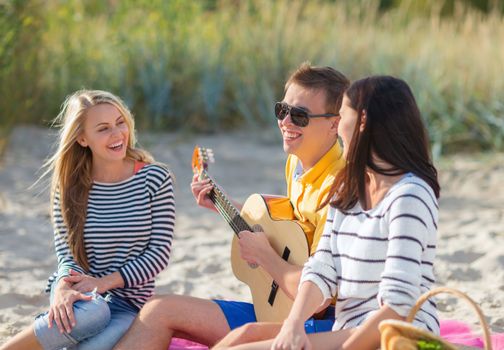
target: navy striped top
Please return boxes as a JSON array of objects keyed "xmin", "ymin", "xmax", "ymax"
[
  {"xmin": 46, "ymin": 164, "xmax": 175, "ymax": 309},
  {"xmin": 300, "ymin": 173, "xmax": 439, "ymax": 334}
]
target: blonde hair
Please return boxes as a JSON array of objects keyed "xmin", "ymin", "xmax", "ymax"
[{"xmin": 43, "ymin": 90, "xmax": 154, "ymax": 270}]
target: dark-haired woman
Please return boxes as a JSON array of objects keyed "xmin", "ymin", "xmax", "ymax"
[{"xmin": 215, "ymin": 76, "xmax": 440, "ymax": 350}]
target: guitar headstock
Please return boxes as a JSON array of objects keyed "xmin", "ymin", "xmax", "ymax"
[{"xmin": 191, "ymin": 146, "xmax": 214, "ymax": 176}]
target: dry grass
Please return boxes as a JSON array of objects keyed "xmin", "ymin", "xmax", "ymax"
[{"xmin": 1, "ymin": 0, "xmax": 503, "ymax": 155}]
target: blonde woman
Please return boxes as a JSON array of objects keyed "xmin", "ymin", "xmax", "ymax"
[{"xmin": 1, "ymin": 90, "xmax": 175, "ymax": 350}]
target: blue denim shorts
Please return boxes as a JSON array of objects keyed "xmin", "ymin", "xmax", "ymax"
[
  {"xmin": 213, "ymin": 300, "xmax": 335, "ymax": 333},
  {"xmin": 33, "ymin": 288, "xmax": 138, "ymax": 350}
]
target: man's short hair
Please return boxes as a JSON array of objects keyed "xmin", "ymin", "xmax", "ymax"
[{"xmin": 285, "ymin": 63, "xmax": 350, "ymax": 114}]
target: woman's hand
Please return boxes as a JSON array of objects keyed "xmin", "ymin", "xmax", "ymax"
[
  {"xmin": 48, "ymin": 279, "xmax": 93, "ymax": 333},
  {"xmin": 63, "ymin": 269, "xmax": 107, "ymax": 294},
  {"xmin": 271, "ymin": 318, "xmax": 311, "ymax": 350},
  {"xmin": 190, "ymin": 174, "xmax": 216, "ymax": 211}
]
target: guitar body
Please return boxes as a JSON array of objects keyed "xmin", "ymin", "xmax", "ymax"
[
  {"xmin": 231, "ymin": 193, "xmax": 309, "ymax": 322},
  {"xmin": 192, "ymin": 146, "xmax": 310, "ymax": 322}
]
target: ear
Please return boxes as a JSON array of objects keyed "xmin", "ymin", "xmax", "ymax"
[
  {"xmin": 359, "ymin": 111, "xmax": 367, "ymax": 132},
  {"xmin": 329, "ymin": 116, "xmax": 339, "ymax": 136},
  {"xmin": 77, "ymin": 135, "xmax": 88, "ymax": 148}
]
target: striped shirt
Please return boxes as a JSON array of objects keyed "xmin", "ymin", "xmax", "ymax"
[
  {"xmin": 300, "ymin": 173, "xmax": 439, "ymax": 334},
  {"xmin": 47, "ymin": 164, "xmax": 175, "ymax": 309}
]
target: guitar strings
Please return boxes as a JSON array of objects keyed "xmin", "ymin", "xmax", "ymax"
[
  {"xmin": 209, "ymin": 191, "xmax": 242, "ymax": 232},
  {"xmin": 211, "ymin": 191, "xmax": 252, "ymax": 234},
  {"xmin": 203, "ymin": 171, "xmax": 246, "ymax": 229},
  {"xmin": 200, "ymin": 170, "xmax": 252, "ymax": 234},
  {"xmin": 211, "ymin": 193, "xmax": 248, "ymax": 234},
  {"xmin": 199, "ymin": 171, "xmax": 238, "ymax": 228},
  {"xmin": 200, "ymin": 169, "xmax": 275, "ymax": 277},
  {"xmin": 198, "ymin": 155, "xmax": 289, "ymax": 305}
]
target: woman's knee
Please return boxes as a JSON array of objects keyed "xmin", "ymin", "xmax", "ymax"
[
  {"xmin": 139, "ymin": 294, "xmax": 186, "ymax": 317},
  {"xmin": 135, "ymin": 294, "xmax": 182, "ymax": 328},
  {"xmin": 72, "ymin": 296, "xmax": 111, "ymax": 336},
  {"xmin": 34, "ymin": 296, "xmax": 111, "ymax": 349},
  {"xmin": 139, "ymin": 295, "xmax": 218, "ymax": 330}
]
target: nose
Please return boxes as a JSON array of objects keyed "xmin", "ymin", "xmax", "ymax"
[
  {"xmin": 111, "ymin": 125, "xmax": 123, "ymax": 136},
  {"xmin": 280, "ymin": 111, "xmax": 295, "ymax": 127}
]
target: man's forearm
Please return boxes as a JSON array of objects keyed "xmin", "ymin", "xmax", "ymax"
[{"xmin": 259, "ymin": 251, "xmax": 303, "ymax": 300}]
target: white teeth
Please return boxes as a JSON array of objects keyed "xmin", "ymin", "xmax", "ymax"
[
  {"xmin": 284, "ymin": 131, "xmax": 301, "ymax": 139},
  {"xmin": 109, "ymin": 141, "xmax": 123, "ymax": 149}
]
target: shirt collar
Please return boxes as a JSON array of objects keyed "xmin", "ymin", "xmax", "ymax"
[{"xmin": 295, "ymin": 141, "xmax": 342, "ymax": 185}]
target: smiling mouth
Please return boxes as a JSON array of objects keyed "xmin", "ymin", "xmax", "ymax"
[
  {"xmin": 108, "ymin": 141, "xmax": 124, "ymax": 151},
  {"xmin": 283, "ymin": 130, "xmax": 302, "ymax": 141}
]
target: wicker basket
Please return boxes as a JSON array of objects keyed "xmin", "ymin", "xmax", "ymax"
[{"xmin": 379, "ymin": 287, "xmax": 492, "ymax": 350}]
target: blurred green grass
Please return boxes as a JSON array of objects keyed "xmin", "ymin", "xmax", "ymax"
[{"xmin": 1, "ymin": 0, "xmax": 503, "ymax": 156}]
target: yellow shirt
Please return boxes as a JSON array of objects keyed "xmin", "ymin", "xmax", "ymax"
[{"xmin": 285, "ymin": 142, "xmax": 345, "ymax": 254}]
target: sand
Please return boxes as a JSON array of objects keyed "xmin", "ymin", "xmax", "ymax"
[{"xmin": 0, "ymin": 125, "xmax": 502, "ymax": 346}]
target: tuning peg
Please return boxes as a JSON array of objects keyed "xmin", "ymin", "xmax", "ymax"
[{"xmin": 207, "ymin": 149, "xmax": 215, "ymax": 163}]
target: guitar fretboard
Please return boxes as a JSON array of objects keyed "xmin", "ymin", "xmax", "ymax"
[{"xmin": 200, "ymin": 170, "xmax": 252, "ymax": 235}]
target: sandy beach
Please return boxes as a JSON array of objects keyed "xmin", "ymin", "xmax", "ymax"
[{"xmin": 1, "ymin": 125, "xmax": 503, "ymax": 345}]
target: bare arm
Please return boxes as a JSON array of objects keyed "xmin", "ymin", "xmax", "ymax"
[
  {"xmin": 271, "ymin": 281, "xmax": 326, "ymax": 350},
  {"xmin": 287, "ymin": 281, "xmax": 326, "ymax": 323},
  {"xmin": 258, "ymin": 249, "xmax": 330, "ymax": 312},
  {"xmin": 237, "ymin": 231, "xmax": 318, "ymax": 303},
  {"xmin": 341, "ymin": 304, "xmax": 404, "ymax": 350},
  {"xmin": 257, "ymin": 245, "xmax": 301, "ymax": 299},
  {"xmin": 238, "ymin": 216, "xmax": 332, "ymax": 308}
]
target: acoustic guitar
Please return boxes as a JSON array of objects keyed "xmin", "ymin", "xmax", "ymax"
[{"xmin": 191, "ymin": 146, "xmax": 310, "ymax": 322}]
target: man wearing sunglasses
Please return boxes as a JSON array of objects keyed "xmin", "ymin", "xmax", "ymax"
[{"xmin": 114, "ymin": 63, "xmax": 350, "ymax": 350}]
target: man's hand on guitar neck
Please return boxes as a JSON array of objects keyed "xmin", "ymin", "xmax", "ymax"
[
  {"xmin": 190, "ymin": 174, "xmax": 244, "ymax": 213},
  {"xmin": 238, "ymin": 230, "xmax": 303, "ymax": 300},
  {"xmin": 191, "ymin": 175, "xmax": 217, "ymax": 211}
]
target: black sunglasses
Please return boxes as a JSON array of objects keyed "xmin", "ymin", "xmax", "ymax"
[{"xmin": 274, "ymin": 102, "xmax": 339, "ymax": 127}]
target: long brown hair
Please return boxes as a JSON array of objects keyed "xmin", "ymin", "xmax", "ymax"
[
  {"xmin": 326, "ymin": 76, "xmax": 440, "ymax": 211},
  {"xmin": 43, "ymin": 90, "xmax": 154, "ymax": 270}
]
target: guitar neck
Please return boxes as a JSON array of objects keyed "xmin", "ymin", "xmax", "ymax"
[{"xmin": 200, "ymin": 170, "xmax": 252, "ymax": 235}]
